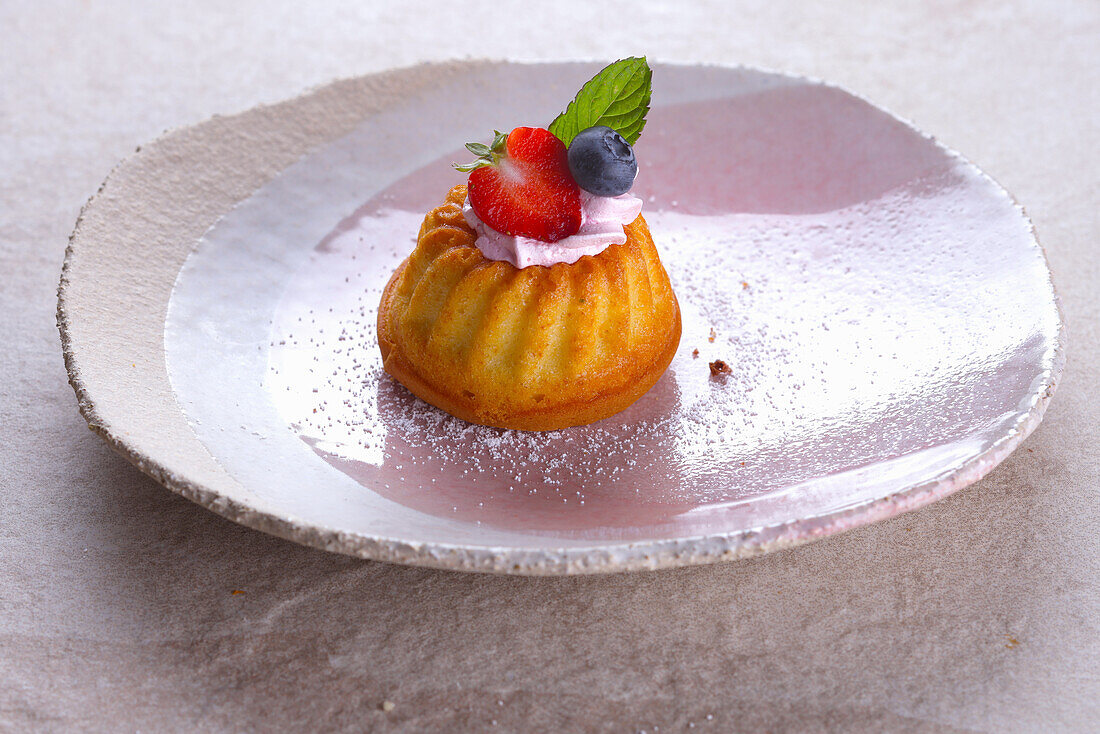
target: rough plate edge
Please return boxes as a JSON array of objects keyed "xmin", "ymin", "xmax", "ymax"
[{"xmin": 57, "ymin": 59, "xmax": 1068, "ymax": 575}]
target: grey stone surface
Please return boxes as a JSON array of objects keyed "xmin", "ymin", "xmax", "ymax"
[{"xmin": 2, "ymin": 1, "xmax": 1097, "ymax": 731}]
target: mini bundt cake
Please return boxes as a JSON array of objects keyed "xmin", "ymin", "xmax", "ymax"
[{"xmin": 377, "ymin": 184, "xmax": 681, "ymax": 431}]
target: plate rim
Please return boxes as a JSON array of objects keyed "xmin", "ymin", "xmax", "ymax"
[{"xmin": 57, "ymin": 59, "xmax": 1068, "ymax": 575}]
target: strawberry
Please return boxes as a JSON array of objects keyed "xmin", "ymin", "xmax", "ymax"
[{"xmin": 456, "ymin": 127, "xmax": 582, "ymax": 243}]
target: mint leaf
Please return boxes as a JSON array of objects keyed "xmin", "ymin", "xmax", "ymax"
[{"xmin": 548, "ymin": 58, "xmax": 652, "ymax": 147}]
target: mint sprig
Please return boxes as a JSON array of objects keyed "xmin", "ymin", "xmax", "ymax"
[
  {"xmin": 453, "ymin": 130, "xmax": 508, "ymax": 172},
  {"xmin": 548, "ymin": 57, "xmax": 652, "ymax": 148}
]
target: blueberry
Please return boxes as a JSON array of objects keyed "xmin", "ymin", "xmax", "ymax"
[{"xmin": 567, "ymin": 126, "xmax": 637, "ymax": 197}]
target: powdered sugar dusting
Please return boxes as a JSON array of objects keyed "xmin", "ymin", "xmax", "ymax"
[{"xmin": 265, "ymin": 155, "xmax": 1044, "ymax": 539}]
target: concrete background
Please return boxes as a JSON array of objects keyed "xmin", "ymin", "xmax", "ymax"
[{"xmin": 2, "ymin": 1, "xmax": 1098, "ymax": 731}]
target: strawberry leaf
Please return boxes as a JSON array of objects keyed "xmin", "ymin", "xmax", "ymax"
[
  {"xmin": 453, "ymin": 130, "xmax": 510, "ymax": 173},
  {"xmin": 453, "ymin": 159, "xmax": 492, "ymax": 173},
  {"xmin": 548, "ymin": 58, "xmax": 652, "ymax": 147}
]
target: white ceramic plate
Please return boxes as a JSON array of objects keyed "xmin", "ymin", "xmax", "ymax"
[{"xmin": 59, "ymin": 61, "xmax": 1065, "ymax": 574}]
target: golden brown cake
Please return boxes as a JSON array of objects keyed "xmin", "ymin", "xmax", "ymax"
[{"xmin": 377, "ymin": 184, "xmax": 681, "ymax": 431}]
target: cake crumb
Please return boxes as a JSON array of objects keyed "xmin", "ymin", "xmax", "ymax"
[
  {"xmin": 691, "ymin": 348, "xmax": 699, "ymax": 359},
  {"xmin": 709, "ymin": 360, "xmax": 731, "ymax": 377},
  {"xmin": 381, "ymin": 700, "xmax": 396, "ymax": 712}
]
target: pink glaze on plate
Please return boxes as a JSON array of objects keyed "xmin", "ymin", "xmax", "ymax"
[
  {"xmin": 161, "ymin": 63, "xmax": 1063, "ymax": 571},
  {"xmin": 262, "ymin": 91, "xmax": 1058, "ymax": 540}
]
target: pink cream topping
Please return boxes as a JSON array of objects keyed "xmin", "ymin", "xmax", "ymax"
[{"xmin": 463, "ymin": 190, "xmax": 643, "ymax": 268}]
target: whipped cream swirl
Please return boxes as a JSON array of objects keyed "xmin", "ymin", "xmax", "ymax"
[{"xmin": 463, "ymin": 190, "xmax": 643, "ymax": 269}]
